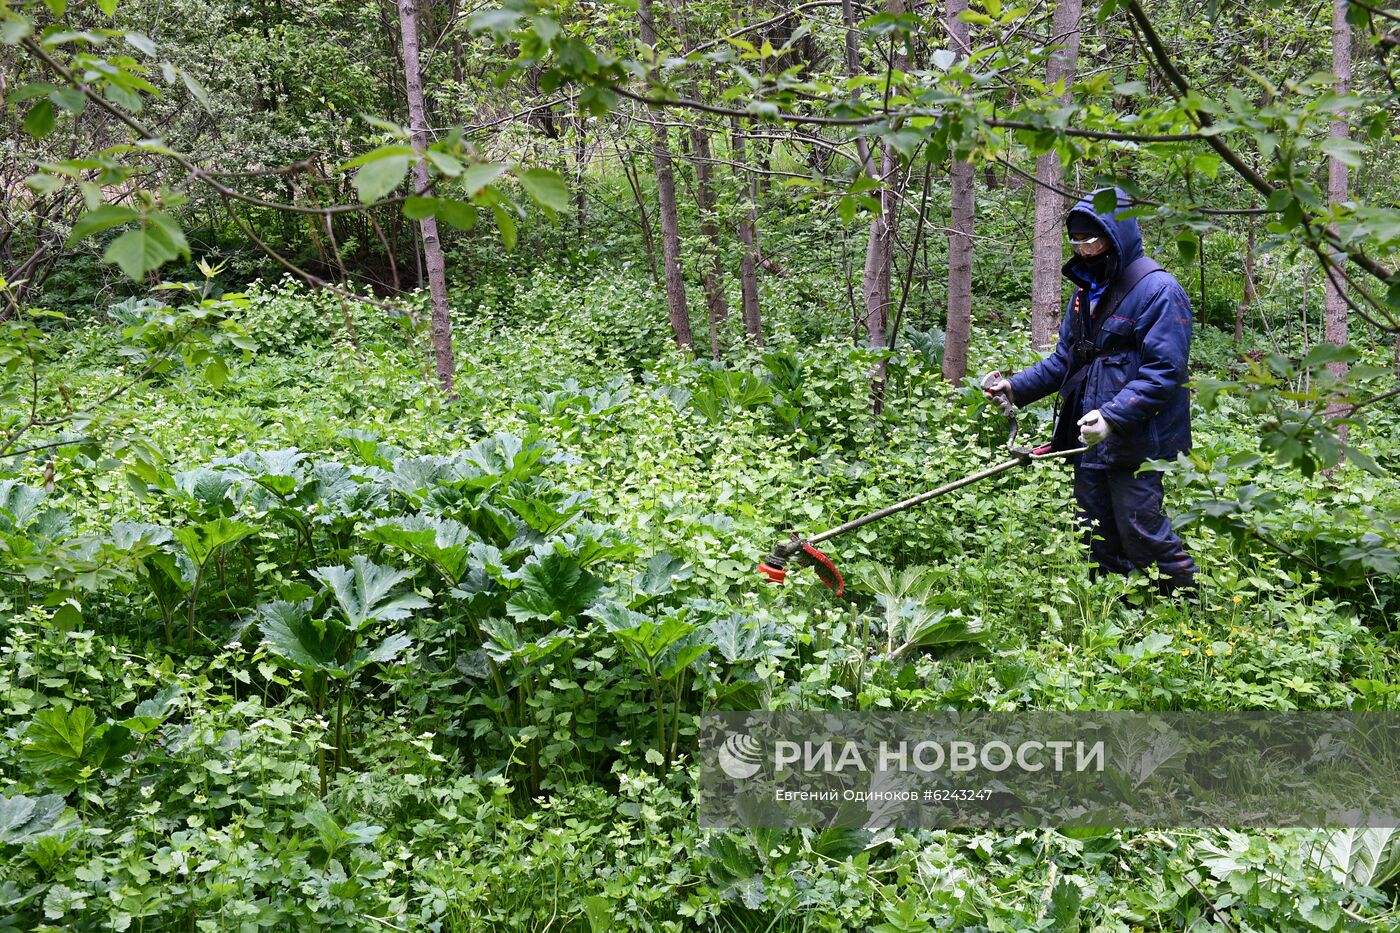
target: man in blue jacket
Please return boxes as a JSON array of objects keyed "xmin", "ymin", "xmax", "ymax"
[{"xmin": 985, "ymin": 188, "xmax": 1198, "ymax": 596}]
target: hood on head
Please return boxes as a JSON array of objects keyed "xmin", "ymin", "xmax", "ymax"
[{"xmin": 1064, "ymin": 186, "xmax": 1145, "ymax": 288}]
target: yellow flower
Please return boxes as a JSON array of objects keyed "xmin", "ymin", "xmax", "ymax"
[
  {"xmin": 1206, "ymin": 648, "xmax": 1214, "ymax": 657},
  {"xmin": 1180, "ymin": 649, "xmax": 1191, "ymax": 656},
  {"xmin": 1232, "ymin": 596, "xmax": 1242, "ymax": 604}
]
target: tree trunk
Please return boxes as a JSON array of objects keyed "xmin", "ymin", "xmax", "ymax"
[
  {"xmin": 862, "ymin": 143, "xmax": 896, "ymax": 413},
  {"xmin": 1029, "ymin": 0, "xmax": 1084, "ymax": 351},
  {"xmin": 617, "ymin": 141, "xmax": 659, "ymax": 284},
  {"xmin": 397, "ymin": 0, "xmax": 455, "ymax": 394},
  {"xmin": 858, "ymin": 0, "xmax": 907, "ymax": 413},
  {"xmin": 691, "ymin": 128, "xmax": 731, "ymax": 359},
  {"xmin": 732, "ymin": 117, "xmax": 764, "ymax": 347},
  {"xmin": 1235, "ymin": 215, "xmax": 1257, "ymax": 344},
  {"xmin": 1324, "ymin": 0, "xmax": 1350, "ymax": 416},
  {"xmin": 942, "ymin": 0, "xmax": 974, "ymax": 384},
  {"xmin": 841, "ymin": 0, "xmax": 876, "ymax": 174},
  {"xmin": 575, "ymin": 119, "xmax": 587, "ymax": 232},
  {"xmin": 670, "ymin": 5, "xmax": 730, "ymax": 358},
  {"xmin": 638, "ymin": 0, "xmax": 694, "ymax": 353}
]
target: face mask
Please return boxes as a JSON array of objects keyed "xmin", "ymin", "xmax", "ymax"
[{"xmin": 1081, "ymin": 253, "xmax": 1116, "ymax": 284}]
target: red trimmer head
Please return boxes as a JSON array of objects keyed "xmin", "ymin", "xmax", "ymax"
[{"xmin": 757, "ymin": 536, "xmax": 845, "ymax": 596}]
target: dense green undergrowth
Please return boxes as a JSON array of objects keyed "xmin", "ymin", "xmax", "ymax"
[{"xmin": 1, "ymin": 265, "xmax": 1398, "ymax": 931}]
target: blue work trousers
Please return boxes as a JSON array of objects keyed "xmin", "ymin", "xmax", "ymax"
[{"xmin": 1073, "ymin": 467, "xmax": 1197, "ymax": 584}]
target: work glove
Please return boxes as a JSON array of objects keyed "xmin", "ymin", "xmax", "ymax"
[
  {"xmin": 1077, "ymin": 409, "xmax": 1112, "ymax": 447},
  {"xmin": 980, "ymin": 371, "xmax": 1015, "ymax": 416}
]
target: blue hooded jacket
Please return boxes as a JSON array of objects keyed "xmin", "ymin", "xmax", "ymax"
[{"xmin": 1008, "ymin": 188, "xmax": 1193, "ymax": 468}]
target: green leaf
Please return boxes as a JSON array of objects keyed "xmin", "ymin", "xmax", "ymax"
[
  {"xmin": 180, "ymin": 70, "xmax": 210, "ymax": 109},
  {"xmin": 21, "ymin": 707, "xmax": 95, "ymax": 771},
  {"xmin": 493, "ymin": 204, "xmax": 517, "ymax": 250},
  {"xmin": 461, "ymin": 161, "xmax": 509, "ymax": 196},
  {"xmin": 47, "ymin": 87, "xmax": 85, "ymax": 114},
  {"xmin": 1314, "ymin": 828, "xmax": 1400, "ymax": 888},
  {"xmin": 0, "ymin": 794, "xmax": 69, "ymax": 845},
  {"xmin": 530, "ymin": 14, "xmax": 561, "ymax": 44},
  {"xmin": 506, "ymin": 552, "xmax": 603, "ymax": 623},
  {"xmin": 311, "ymin": 555, "xmax": 429, "ymax": 631},
  {"xmin": 424, "ymin": 149, "xmax": 464, "ymax": 177},
  {"xmin": 1, "ymin": 16, "xmax": 34, "ymax": 45},
  {"xmin": 258, "ymin": 599, "xmax": 343, "ymax": 674},
  {"xmin": 1048, "ymin": 878, "xmax": 1082, "ymax": 927},
  {"xmin": 607, "ymin": 609, "xmax": 698, "ymax": 668},
  {"xmin": 517, "ymin": 168, "xmax": 569, "ymax": 213},
  {"xmin": 358, "ymin": 631, "xmax": 412, "ymax": 667},
  {"xmin": 1319, "ymin": 135, "xmax": 1366, "ymax": 169},
  {"xmin": 1301, "ymin": 343, "xmax": 1359, "ymax": 369},
  {"xmin": 68, "ymin": 204, "xmax": 140, "ymax": 243},
  {"xmin": 467, "ymin": 8, "xmax": 522, "ymax": 36},
  {"xmin": 1175, "ymin": 234, "xmax": 1198, "ymax": 265},
  {"xmin": 123, "ymin": 31, "xmax": 155, "ymax": 56},
  {"xmin": 364, "ymin": 515, "xmax": 476, "ymax": 584},
  {"xmin": 171, "ymin": 517, "xmax": 258, "ymax": 566},
  {"xmin": 837, "ymin": 196, "xmax": 858, "ymax": 224},
  {"xmin": 631, "ymin": 551, "xmax": 694, "ymax": 604},
  {"xmin": 341, "ymin": 144, "xmax": 416, "ymax": 170},
  {"xmin": 403, "ymin": 196, "xmax": 437, "ymax": 220},
  {"xmin": 119, "ymin": 685, "xmax": 181, "ymax": 735},
  {"xmin": 104, "ymin": 223, "xmax": 185, "ymax": 279},
  {"xmin": 1190, "ymin": 152, "xmax": 1220, "ymax": 180},
  {"xmin": 437, "ymin": 199, "xmax": 477, "ymax": 231},
  {"xmin": 23, "ymin": 100, "xmax": 56, "ymax": 139},
  {"xmin": 352, "ymin": 154, "xmax": 411, "ymax": 203},
  {"xmin": 97, "ymin": 0, "xmax": 119, "ymax": 13},
  {"xmin": 26, "ymin": 173, "xmax": 63, "ymax": 196}
]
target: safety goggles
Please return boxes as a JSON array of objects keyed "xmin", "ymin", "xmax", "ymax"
[{"xmin": 1068, "ymin": 234, "xmax": 1110, "ymax": 257}]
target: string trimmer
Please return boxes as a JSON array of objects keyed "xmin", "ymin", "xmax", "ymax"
[{"xmin": 756, "ymin": 373, "xmax": 1089, "ymax": 596}]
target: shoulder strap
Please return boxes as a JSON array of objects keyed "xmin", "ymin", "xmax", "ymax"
[
  {"xmin": 1104, "ymin": 255, "xmax": 1165, "ymax": 317},
  {"xmin": 1058, "ymin": 256, "xmax": 1165, "ymax": 398}
]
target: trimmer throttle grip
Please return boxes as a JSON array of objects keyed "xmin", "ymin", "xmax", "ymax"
[{"xmin": 980, "ymin": 370, "xmax": 1015, "ymax": 417}]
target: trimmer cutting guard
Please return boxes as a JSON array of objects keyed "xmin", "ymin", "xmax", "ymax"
[
  {"xmin": 799, "ymin": 543, "xmax": 844, "ymax": 595},
  {"xmin": 757, "ymin": 539, "xmax": 845, "ymax": 596}
]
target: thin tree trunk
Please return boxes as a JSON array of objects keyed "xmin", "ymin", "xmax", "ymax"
[
  {"xmin": 1030, "ymin": 0, "xmax": 1084, "ymax": 351},
  {"xmin": 692, "ymin": 129, "xmax": 731, "ymax": 359},
  {"xmin": 1235, "ymin": 215, "xmax": 1257, "ymax": 344},
  {"xmin": 638, "ymin": 0, "xmax": 694, "ymax": 353},
  {"xmin": 942, "ymin": 0, "xmax": 974, "ymax": 384},
  {"xmin": 575, "ymin": 120, "xmax": 587, "ymax": 232},
  {"xmin": 397, "ymin": 0, "xmax": 455, "ymax": 394},
  {"xmin": 1324, "ymin": 0, "xmax": 1350, "ymax": 436},
  {"xmin": 862, "ymin": 144, "xmax": 896, "ymax": 414},
  {"xmin": 670, "ymin": 4, "xmax": 730, "ymax": 358},
  {"xmin": 859, "ymin": 0, "xmax": 906, "ymax": 413},
  {"xmin": 617, "ymin": 141, "xmax": 659, "ymax": 284},
  {"xmin": 841, "ymin": 0, "xmax": 876, "ymax": 175},
  {"xmin": 732, "ymin": 117, "xmax": 764, "ymax": 346}
]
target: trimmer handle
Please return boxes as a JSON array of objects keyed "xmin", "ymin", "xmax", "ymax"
[
  {"xmin": 980, "ymin": 370, "xmax": 1015, "ymax": 416},
  {"xmin": 980, "ymin": 370, "xmax": 1019, "ymax": 449}
]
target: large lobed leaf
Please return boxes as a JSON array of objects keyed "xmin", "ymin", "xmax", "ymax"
[{"xmin": 311, "ymin": 555, "xmax": 429, "ymax": 631}]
